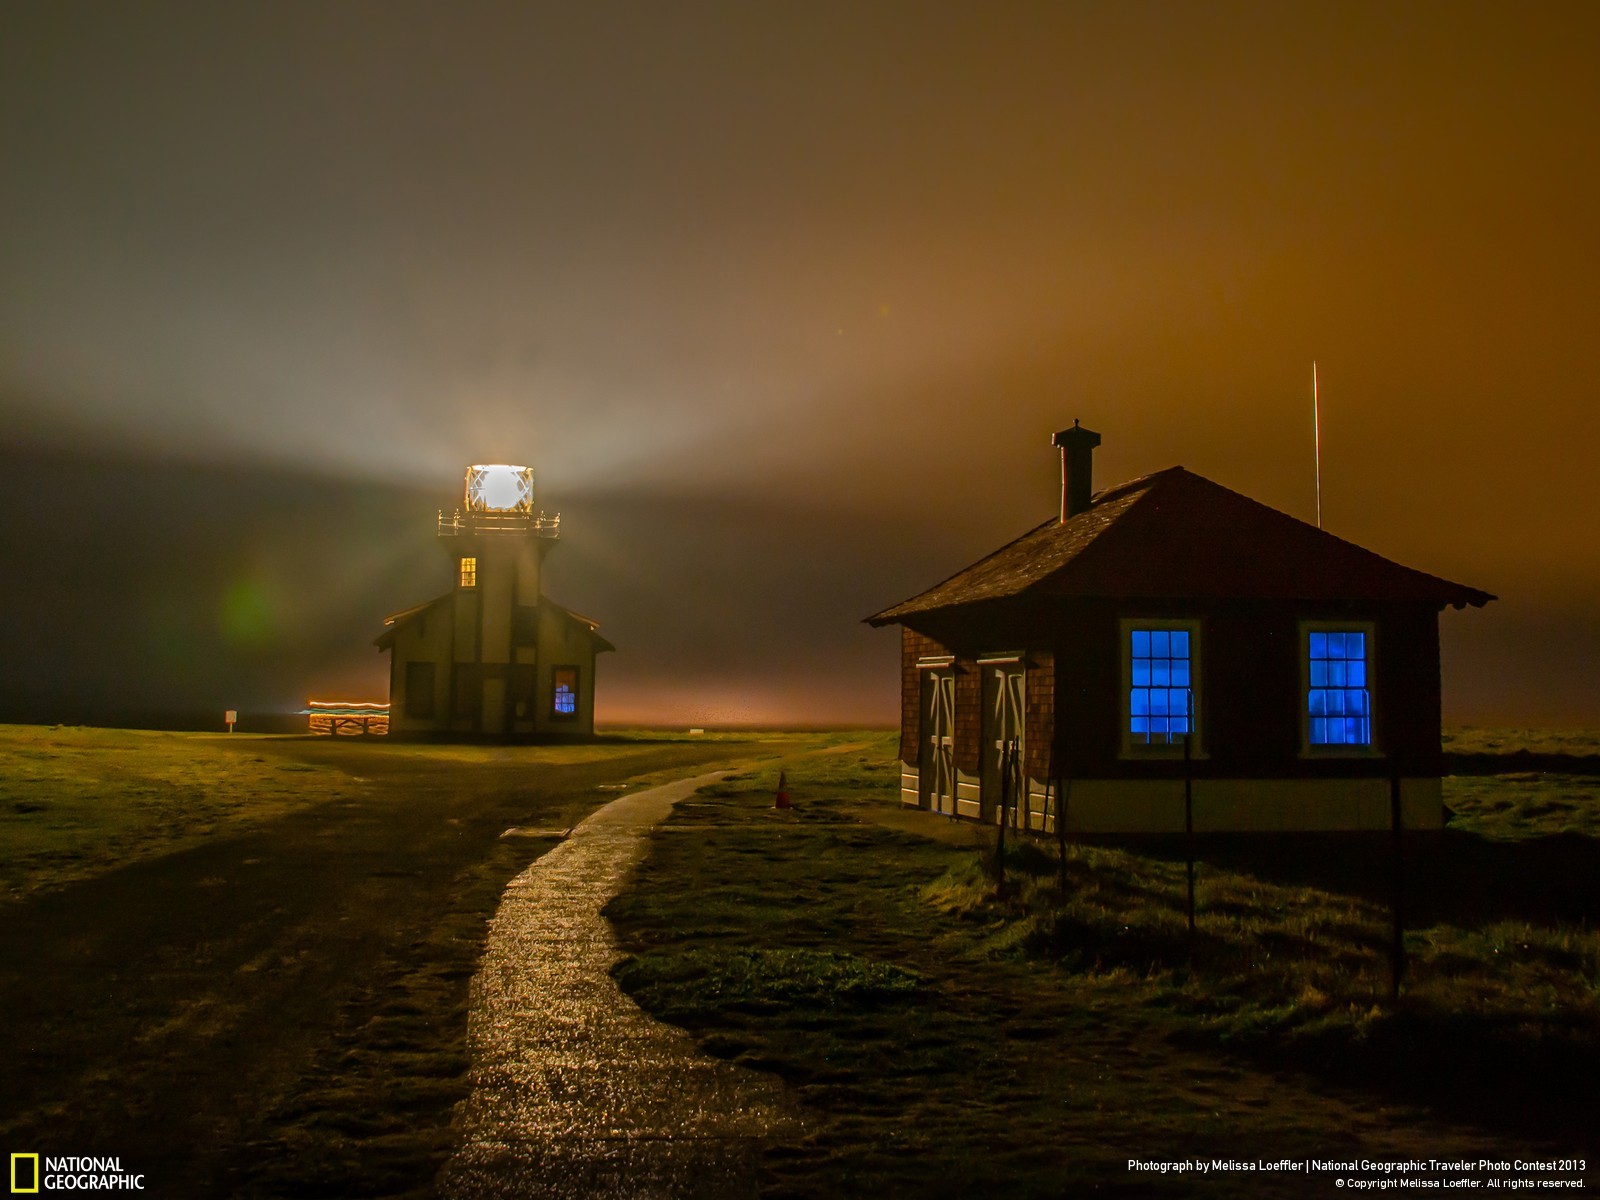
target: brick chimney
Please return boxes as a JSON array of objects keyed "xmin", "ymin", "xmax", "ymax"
[{"xmin": 1052, "ymin": 421, "xmax": 1101, "ymax": 521}]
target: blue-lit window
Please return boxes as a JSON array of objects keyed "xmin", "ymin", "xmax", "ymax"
[
  {"xmin": 552, "ymin": 667, "xmax": 578, "ymax": 718},
  {"xmin": 1129, "ymin": 627, "xmax": 1192, "ymax": 745},
  {"xmin": 1307, "ymin": 630, "xmax": 1370, "ymax": 746}
]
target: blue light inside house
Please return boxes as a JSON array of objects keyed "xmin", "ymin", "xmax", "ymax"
[
  {"xmin": 554, "ymin": 680, "xmax": 577, "ymax": 715},
  {"xmin": 1130, "ymin": 627, "xmax": 1191, "ymax": 744},
  {"xmin": 1308, "ymin": 630, "xmax": 1370, "ymax": 745}
]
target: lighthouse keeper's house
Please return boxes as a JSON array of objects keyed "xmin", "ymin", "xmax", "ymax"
[{"xmin": 865, "ymin": 424, "xmax": 1494, "ymax": 833}]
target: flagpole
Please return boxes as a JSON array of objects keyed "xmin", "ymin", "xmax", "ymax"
[{"xmin": 1313, "ymin": 360, "xmax": 1322, "ymax": 530}]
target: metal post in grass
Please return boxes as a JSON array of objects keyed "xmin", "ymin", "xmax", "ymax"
[
  {"xmin": 1055, "ymin": 774, "xmax": 1072, "ymax": 893},
  {"xmin": 1183, "ymin": 731, "xmax": 1196, "ymax": 938},
  {"xmin": 1390, "ymin": 763, "xmax": 1405, "ymax": 1000},
  {"xmin": 993, "ymin": 741, "xmax": 1013, "ymax": 896}
]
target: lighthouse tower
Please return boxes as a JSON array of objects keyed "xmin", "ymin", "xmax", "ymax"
[{"xmin": 376, "ymin": 464, "xmax": 613, "ymax": 738}]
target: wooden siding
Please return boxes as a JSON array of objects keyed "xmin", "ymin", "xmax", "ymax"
[
  {"xmin": 1024, "ymin": 651, "xmax": 1054, "ymax": 782},
  {"xmin": 905, "ymin": 596, "xmax": 1446, "ymax": 789},
  {"xmin": 899, "ymin": 628, "xmax": 950, "ymax": 765},
  {"xmin": 954, "ymin": 660, "xmax": 982, "ymax": 778}
]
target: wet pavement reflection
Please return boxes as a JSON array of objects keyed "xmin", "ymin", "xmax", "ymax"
[{"xmin": 440, "ymin": 771, "xmax": 798, "ymax": 1198}]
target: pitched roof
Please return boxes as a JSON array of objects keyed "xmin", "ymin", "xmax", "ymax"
[
  {"xmin": 373, "ymin": 594, "xmax": 452, "ymax": 647},
  {"xmin": 866, "ymin": 467, "xmax": 1494, "ymax": 624},
  {"xmin": 374, "ymin": 593, "xmax": 615, "ymax": 652}
]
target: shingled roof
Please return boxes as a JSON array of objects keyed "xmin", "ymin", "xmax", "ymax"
[{"xmin": 866, "ymin": 467, "xmax": 1494, "ymax": 624}]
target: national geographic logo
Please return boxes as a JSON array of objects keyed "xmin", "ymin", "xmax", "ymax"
[
  {"xmin": 9, "ymin": 1155, "xmax": 38, "ymax": 1194},
  {"xmin": 9, "ymin": 1155, "xmax": 144, "ymax": 1192}
]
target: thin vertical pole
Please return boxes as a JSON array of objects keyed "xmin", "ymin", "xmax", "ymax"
[
  {"xmin": 1056, "ymin": 774, "xmax": 1072, "ymax": 892},
  {"xmin": 1390, "ymin": 763, "xmax": 1406, "ymax": 1000},
  {"xmin": 1184, "ymin": 732, "xmax": 1196, "ymax": 937},
  {"xmin": 1313, "ymin": 361, "xmax": 1323, "ymax": 530},
  {"xmin": 994, "ymin": 741, "xmax": 1011, "ymax": 895}
]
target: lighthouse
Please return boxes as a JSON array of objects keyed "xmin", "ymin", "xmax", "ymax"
[{"xmin": 376, "ymin": 464, "xmax": 613, "ymax": 738}]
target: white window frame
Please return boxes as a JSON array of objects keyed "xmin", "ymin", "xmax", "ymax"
[
  {"xmin": 1298, "ymin": 619, "xmax": 1381, "ymax": 758},
  {"xmin": 1119, "ymin": 617, "xmax": 1204, "ymax": 759}
]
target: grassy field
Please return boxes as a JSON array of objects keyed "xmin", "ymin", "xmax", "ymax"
[
  {"xmin": 0, "ymin": 723, "xmax": 818, "ymax": 904},
  {"xmin": 0, "ymin": 725, "xmax": 786, "ymax": 1197},
  {"xmin": 608, "ymin": 730, "xmax": 1600, "ymax": 1197},
  {"xmin": 6, "ymin": 723, "xmax": 1596, "ymax": 1195},
  {"xmin": 0, "ymin": 724, "xmax": 368, "ymax": 901}
]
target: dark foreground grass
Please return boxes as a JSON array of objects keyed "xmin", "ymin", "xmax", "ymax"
[
  {"xmin": 0, "ymin": 729, "xmax": 788, "ymax": 1198},
  {"xmin": 232, "ymin": 832, "xmax": 552, "ymax": 1198},
  {"xmin": 0, "ymin": 724, "xmax": 364, "ymax": 900},
  {"xmin": 609, "ymin": 735, "xmax": 1600, "ymax": 1197},
  {"xmin": 927, "ymin": 841, "xmax": 1600, "ymax": 1138}
]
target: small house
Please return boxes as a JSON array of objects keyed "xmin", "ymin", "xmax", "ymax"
[
  {"xmin": 865, "ymin": 425, "xmax": 1493, "ymax": 832},
  {"xmin": 376, "ymin": 465, "xmax": 614, "ymax": 738}
]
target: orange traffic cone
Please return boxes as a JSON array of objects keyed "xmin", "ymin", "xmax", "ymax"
[{"xmin": 774, "ymin": 770, "xmax": 791, "ymax": 809}]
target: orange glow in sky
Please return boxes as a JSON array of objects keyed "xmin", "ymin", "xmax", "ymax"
[{"xmin": 1, "ymin": 3, "xmax": 1597, "ymax": 727}]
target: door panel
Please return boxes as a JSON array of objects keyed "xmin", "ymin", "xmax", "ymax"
[
  {"xmin": 981, "ymin": 665, "xmax": 1026, "ymax": 825},
  {"xmin": 919, "ymin": 670, "xmax": 956, "ymax": 814}
]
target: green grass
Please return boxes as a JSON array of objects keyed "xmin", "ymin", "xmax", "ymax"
[
  {"xmin": 0, "ymin": 724, "xmax": 366, "ymax": 901},
  {"xmin": 1445, "ymin": 772, "xmax": 1600, "ymax": 839},
  {"xmin": 1443, "ymin": 725, "xmax": 1600, "ymax": 757},
  {"xmin": 925, "ymin": 842, "xmax": 1600, "ymax": 1114},
  {"xmin": 0, "ymin": 724, "xmax": 812, "ymax": 904},
  {"xmin": 235, "ymin": 831, "xmax": 557, "ymax": 1199},
  {"xmin": 0, "ymin": 726, "xmax": 779, "ymax": 1198},
  {"xmin": 1442, "ymin": 725, "xmax": 1600, "ymax": 839},
  {"xmin": 608, "ymin": 730, "xmax": 1600, "ymax": 1196}
]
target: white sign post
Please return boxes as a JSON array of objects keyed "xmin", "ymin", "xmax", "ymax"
[{"xmin": 225, "ymin": 710, "xmax": 237, "ymax": 733}]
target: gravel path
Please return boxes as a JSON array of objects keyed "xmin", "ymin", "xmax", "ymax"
[{"xmin": 440, "ymin": 770, "xmax": 798, "ymax": 1199}]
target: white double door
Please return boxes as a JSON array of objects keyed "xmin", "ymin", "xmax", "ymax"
[
  {"xmin": 920, "ymin": 670, "xmax": 956, "ymax": 814},
  {"xmin": 982, "ymin": 665, "xmax": 1026, "ymax": 824}
]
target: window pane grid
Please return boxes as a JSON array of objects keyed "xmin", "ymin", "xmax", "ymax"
[
  {"xmin": 1308, "ymin": 630, "xmax": 1370, "ymax": 746},
  {"xmin": 552, "ymin": 667, "xmax": 578, "ymax": 717},
  {"xmin": 1129, "ymin": 627, "xmax": 1192, "ymax": 745}
]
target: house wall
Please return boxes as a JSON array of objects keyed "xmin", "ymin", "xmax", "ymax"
[
  {"xmin": 898, "ymin": 628, "xmax": 945, "ymax": 806},
  {"xmin": 895, "ymin": 597, "xmax": 1446, "ymax": 832},
  {"xmin": 385, "ymin": 531, "xmax": 610, "ymax": 741},
  {"xmin": 897, "ymin": 628, "xmax": 945, "ymax": 764},
  {"xmin": 1052, "ymin": 777, "xmax": 1442, "ymax": 833},
  {"xmin": 445, "ymin": 534, "xmax": 551, "ymax": 734},
  {"xmin": 1050, "ymin": 599, "xmax": 1442, "ymax": 781},
  {"xmin": 1024, "ymin": 650, "xmax": 1055, "ymax": 782},
  {"xmin": 533, "ymin": 606, "xmax": 598, "ymax": 737},
  {"xmin": 388, "ymin": 606, "xmax": 452, "ymax": 735},
  {"xmin": 478, "ymin": 552, "xmax": 511, "ymax": 666}
]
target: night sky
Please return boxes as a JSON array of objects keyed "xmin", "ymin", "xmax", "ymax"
[{"xmin": 2, "ymin": 2, "xmax": 1596, "ymax": 727}]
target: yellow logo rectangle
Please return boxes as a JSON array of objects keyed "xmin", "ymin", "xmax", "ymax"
[{"xmin": 10, "ymin": 1153, "xmax": 40, "ymax": 1194}]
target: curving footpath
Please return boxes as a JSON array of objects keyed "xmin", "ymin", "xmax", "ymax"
[{"xmin": 439, "ymin": 769, "xmax": 798, "ymax": 1199}]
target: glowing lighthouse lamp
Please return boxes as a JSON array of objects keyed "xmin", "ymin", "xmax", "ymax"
[
  {"xmin": 467, "ymin": 464, "xmax": 533, "ymax": 512},
  {"xmin": 439, "ymin": 464, "xmax": 559, "ymax": 536}
]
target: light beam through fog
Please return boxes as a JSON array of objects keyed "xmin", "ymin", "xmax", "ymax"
[{"xmin": 1, "ymin": 2, "xmax": 1597, "ymax": 725}]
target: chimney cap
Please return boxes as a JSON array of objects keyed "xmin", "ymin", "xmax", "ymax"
[{"xmin": 1052, "ymin": 420, "xmax": 1101, "ymax": 450}]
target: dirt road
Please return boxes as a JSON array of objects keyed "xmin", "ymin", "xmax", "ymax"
[{"xmin": 0, "ymin": 736, "xmax": 753, "ymax": 1197}]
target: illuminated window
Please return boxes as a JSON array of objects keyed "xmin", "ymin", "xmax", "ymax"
[
  {"xmin": 1125, "ymin": 622, "xmax": 1197, "ymax": 749},
  {"xmin": 1307, "ymin": 628, "xmax": 1372, "ymax": 747},
  {"xmin": 551, "ymin": 666, "xmax": 578, "ymax": 718},
  {"xmin": 459, "ymin": 556, "xmax": 477, "ymax": 588}
]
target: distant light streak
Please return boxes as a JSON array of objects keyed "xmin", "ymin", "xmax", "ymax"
[
  {"xmin": 1313, "ymin": 360, "xmax": 1322, "ymax": 530},
  {"xmin": 301, "ymin": 699, "xmax": 390, "ymax": 736}
]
